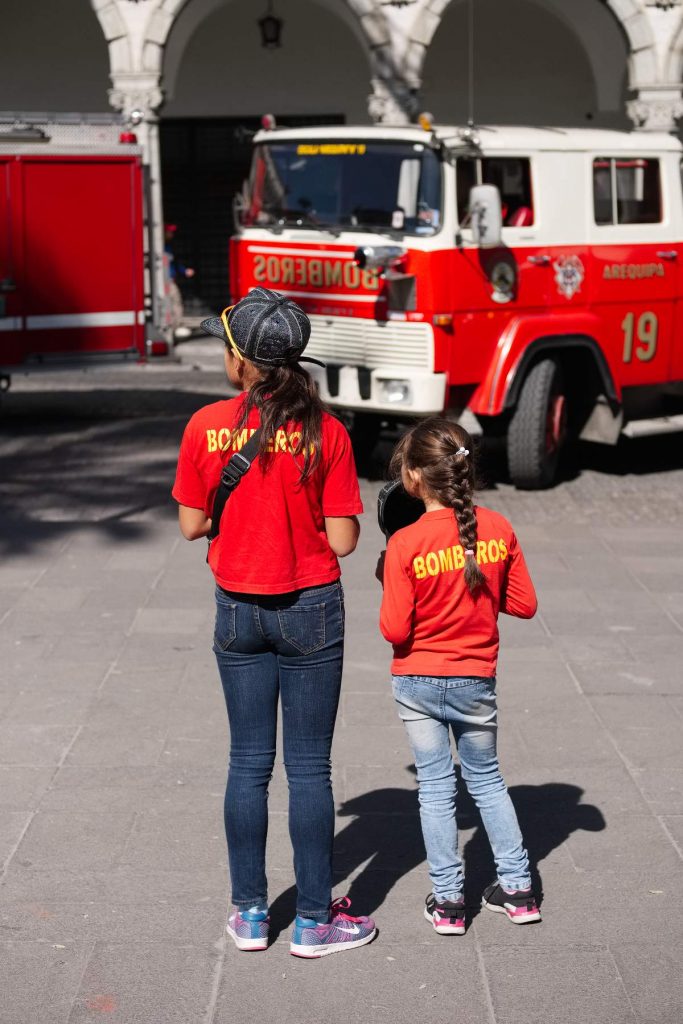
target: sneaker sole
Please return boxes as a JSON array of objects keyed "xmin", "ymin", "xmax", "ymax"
[
  {"xmin": 226, "ymin": 924, "xmax": 269, "ymax": 951},
  {"xmin": 423, "ymin": 907, "xmax": 465, "ymax": 935},
  {"xmin": 290, "ymin": 929, "xmax": 377, "ymax": 958},
  {"xmin": 481, "ymin": 899, "xmax": 541, "ymax": 925}
]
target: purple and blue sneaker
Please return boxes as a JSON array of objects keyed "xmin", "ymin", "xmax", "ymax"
[
  {"xmin": 290, "ymin": 896, "xmax": 376, "ymax": 958},
  {"xmin": 226, "ymin": 906, "xmax": 270, "ymax": 951}
]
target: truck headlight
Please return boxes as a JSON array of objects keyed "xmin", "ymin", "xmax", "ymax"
[
  {"xmin": 354, "ymin": 245, "xmax": 406, "ymax": 272},
  {"xmin": 378, "ymin": 379, "xmax": 412, "ymax": 404}
]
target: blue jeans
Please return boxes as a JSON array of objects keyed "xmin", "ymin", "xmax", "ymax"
[
  {"xmin": 213, "ymin": 580, "xmax": 344, "ymax": 922},
  {"xmin": 392, "ymin": 674, "xmax": 531, "ymax": 901}
]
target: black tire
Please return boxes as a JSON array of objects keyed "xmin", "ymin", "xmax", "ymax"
[{"xmin": 507, "ymin": 358, "xmax": 567, "ymax": 489}]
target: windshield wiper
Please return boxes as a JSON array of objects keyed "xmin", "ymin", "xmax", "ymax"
[{"xmin": 351, "ymin": 221, "xmax": 403, "ymax": 241}]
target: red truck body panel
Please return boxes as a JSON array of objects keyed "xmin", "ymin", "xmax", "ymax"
[{"xmin": 0, "ymin": 153, "xmax": 145, "ymax": 371}]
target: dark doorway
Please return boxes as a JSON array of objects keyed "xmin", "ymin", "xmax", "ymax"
[{"xmin": 159, "ymin": 115, "xmax": 345, "ymax": 317}]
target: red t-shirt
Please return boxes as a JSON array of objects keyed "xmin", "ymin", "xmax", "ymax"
[
  {"xmin": 379, "ymin": 506, "xmax": 537, "ymax": 678},
  {"xmin": 173, "ymin": 396, "xmax": 363, "ymax": 594}
]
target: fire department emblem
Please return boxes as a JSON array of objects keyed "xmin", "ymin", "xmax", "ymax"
[
  {"xmin": 490, "ymin": 261, "xmax": 515, "ymax": 304},
  {"xmin": 554, "ymin": 254, "xmax": 584, "ymax": 300}
]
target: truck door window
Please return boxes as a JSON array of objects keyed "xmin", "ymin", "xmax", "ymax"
[
  {"xmin": 593, "ymin": 158, "xmax": 661, "ymax": 225},
  {"xmin": 457, "ymin": 158, "xmax": 534, "ymax": 226}
]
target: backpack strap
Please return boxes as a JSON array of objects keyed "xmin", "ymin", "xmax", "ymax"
[{"xmin": 207, "ymin": 427, "xmax": 264, "ymax": 542}]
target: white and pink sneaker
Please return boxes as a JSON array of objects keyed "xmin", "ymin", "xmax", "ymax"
[
  {"xmin": 482, "ymin": 883, "xmax": 541, "ymax": 924},
  {"xmin": 424, "ymin": 893, "xmax": 466, "ymax": 934}
]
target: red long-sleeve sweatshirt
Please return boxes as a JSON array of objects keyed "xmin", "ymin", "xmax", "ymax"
[{"xmin": 379, "ymin": 506, "xmax": 537, "ymax": 678}]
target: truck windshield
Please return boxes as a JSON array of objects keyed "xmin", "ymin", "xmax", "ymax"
[{"xmin": 241, "ymin": 140, "xmax": 442, "ymax": 236}]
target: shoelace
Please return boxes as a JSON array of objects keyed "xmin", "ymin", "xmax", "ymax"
[{"xmin": 329, "ymin": 896, "xmax": 364, "ymax": 923}]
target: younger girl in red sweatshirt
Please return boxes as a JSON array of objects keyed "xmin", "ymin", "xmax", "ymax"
[{"xmin": 379, "ymin": 417, "xmax": 541, "ymax": 934}]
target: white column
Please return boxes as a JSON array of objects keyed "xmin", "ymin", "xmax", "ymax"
[
  {"xmin": 368, "ymin": 75, "xmax": 418, "ymax": 124},
  {"xmin": 109, "ymin": 77, "xmax": 167, "ymax": 338},
  {"xmin": 627, "ymin": 87, "xmax": 683, "ymax": 129},
  {"xmin": 628, "ymin": 0, "xmax": 683, "ymax": 130}
]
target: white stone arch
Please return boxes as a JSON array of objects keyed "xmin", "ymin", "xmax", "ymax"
[
  {"xmin": 403, "ymin": 0, "xmax": 658, "ymax": 114},
  {"xmin": 91, "ymin": 0, "xmax": 397, "ymax": 118},
  {"xmin": 96, "ymin": 0, "xmax": 389, "ymax": 83},
  {"xmin": 89, "ymin": 1, "xmax": 133, "ymax": 78},
  {"xmin": 161, "ymin": 0, "xmax": 383, "ymax": 105},
  {"xmin": 89, "ymin": 0, "xmax": 396, "ymax": 328},
  {"xmin": 664, "ymin": 7, "xmax": 683, "ymax": 84}
]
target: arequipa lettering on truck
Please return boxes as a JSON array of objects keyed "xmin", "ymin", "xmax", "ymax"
[{"xmin": 230, "ymin": 116, "xmax": 683, "ymax": 489}]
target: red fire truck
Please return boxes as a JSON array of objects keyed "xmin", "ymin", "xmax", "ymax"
[
  {"xmin": 230, "ymin": 121, "xmax": 683, "ymax": 487},
  {"xmin": 0, "ymin": 138, "xmax": 149, "ymax": 393}
]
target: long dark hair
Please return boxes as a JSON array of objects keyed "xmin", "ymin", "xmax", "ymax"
[
  {"xmin": 232, "ymin": 362, "xmax": 324, "ymax": 481},
  {"xmin": 389, "ymin": 417, "xmax": 486, "ymax": 594}
]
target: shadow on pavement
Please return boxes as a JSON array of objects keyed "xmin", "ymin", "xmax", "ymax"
[
  {"xmin": 461, "ymin": 780, "xmax": 606, "ymax": 917},
  {"xmin": 0, "ymin": 386, "xmax": 223, "ymax": 554},
  {"xmin": 266, "ymin": 776, "xmax": 605, "ymax": 941},
  {"xmin": 351, "ymin": 423, "xmax": 683, "ymax": 489}
]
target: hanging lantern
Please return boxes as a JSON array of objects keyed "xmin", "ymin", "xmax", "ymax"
[{"xmin": 258, "ymin": 1, "xmax": 283, "ymax": 49}]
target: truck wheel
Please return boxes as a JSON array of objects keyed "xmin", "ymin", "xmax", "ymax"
[{"xmin": 507, "ymin": 358, "xmax": 567, "ymax": 489}]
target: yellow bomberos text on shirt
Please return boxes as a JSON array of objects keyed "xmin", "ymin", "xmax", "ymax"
[
  {"xmin": 206, "ymin": 427, "xmax": 312, "ymax": 455},
  {"xmin": 413, "ymin": 538, "xmax": 509, "ymax": 580}
]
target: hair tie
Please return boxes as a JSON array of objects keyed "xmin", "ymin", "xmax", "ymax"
[
  {"xmin": 464, "ymin": 549, "xmax": 475, "ymax": 557},
  {"xmin": 456, "ymin": 447, "xmax": 469, "ymax": 457}
]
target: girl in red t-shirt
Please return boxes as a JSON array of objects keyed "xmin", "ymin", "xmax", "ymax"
[
  {"xmin": 379, "ymin": 417, "xmax": 541, "ymax": 934},
  {"xmin": 173, "ymin": 287, "xmax": 375, "ymax": 958}
]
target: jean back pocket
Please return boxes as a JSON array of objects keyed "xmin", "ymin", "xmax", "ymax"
[
  {"xmin": 213, "ymin": 600, "xmax": 237, "ymax": 653},
  {"xmin": 277, "ymin": 604, "xmax": 326, "ymax": 655}
]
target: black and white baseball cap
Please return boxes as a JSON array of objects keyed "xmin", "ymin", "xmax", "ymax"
[{"xmin": 201, "ymin": 287, "xmax": 324, "ymax": 367}]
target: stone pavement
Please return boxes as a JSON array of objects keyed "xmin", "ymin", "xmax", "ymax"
[{"xmin": 1, "ymin": 365, "xmax": 683, "ymax": 1024}]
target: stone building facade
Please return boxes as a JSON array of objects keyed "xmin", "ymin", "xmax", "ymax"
[
  {"xmin": 3, "ymin": 1, "xmax": 683, "ymax": 131},
  {"xmin": 4, "ymin": 0, "xmax": 683, "ymax": 317},
  {"xmin": 91, "ymin": 0, "xmax": 683, "ymax": 131}
]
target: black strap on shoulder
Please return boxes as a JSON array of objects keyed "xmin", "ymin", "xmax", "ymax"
[{"xmin": 207, "ymin": 427, "xmax": 264, "ymax": 542}]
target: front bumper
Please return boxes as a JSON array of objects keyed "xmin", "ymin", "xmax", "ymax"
[
  {"xmin": 309, "ymin": 363, "xmax": 447, "ymax": 416},
  {"xmin": 305, "ymin": 314, "xmax": 446, "ymax": 415}
]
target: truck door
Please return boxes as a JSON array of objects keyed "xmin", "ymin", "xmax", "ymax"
[
  {"xmin": 0, "ymin": 158, "xmax": 22, "ymax": 360},
  {"xmin": 589, "ymin": 155, "xmax": 675, "ymax": 388},
  {"xmin": 455, "ymin": 155, "xmax": 558, "ymax": 311},
  {"xmin": 18, "ymin": 155, "xmax": 145, "ymax": 365},
  {"xmin": 451, "ymin": 155, "xmax": 572, "ymax": 389}
]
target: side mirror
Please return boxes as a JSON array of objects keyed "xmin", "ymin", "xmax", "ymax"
[{"xmin": 469, "ymin": 184, "xmax": 503, "ymax": 248}]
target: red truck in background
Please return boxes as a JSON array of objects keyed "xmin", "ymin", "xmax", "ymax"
[
  {"xmin": 0, "ymin": 144, "xmax": 148, "ymax": 392},
  {"xmin": 231, "ymin": 120, "xmax": 683, "ymax": 488}
]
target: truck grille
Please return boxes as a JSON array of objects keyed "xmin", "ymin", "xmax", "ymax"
[{"xmin": 307, "ymin": 316, "xmax": 433, "ymax": 371}]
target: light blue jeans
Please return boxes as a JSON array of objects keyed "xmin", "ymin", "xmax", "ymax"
[{"xmin": 392, "ymin": 674, "xmax": 531, "ymax": 902}]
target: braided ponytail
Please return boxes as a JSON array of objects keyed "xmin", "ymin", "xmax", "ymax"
[
  {"xmin": 449, "ymin": 456, "xmax": 486, "ymax": 593},
  {"xmin": 392, "ymin": 417, "xmax": 485, "ymax": 595}
]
